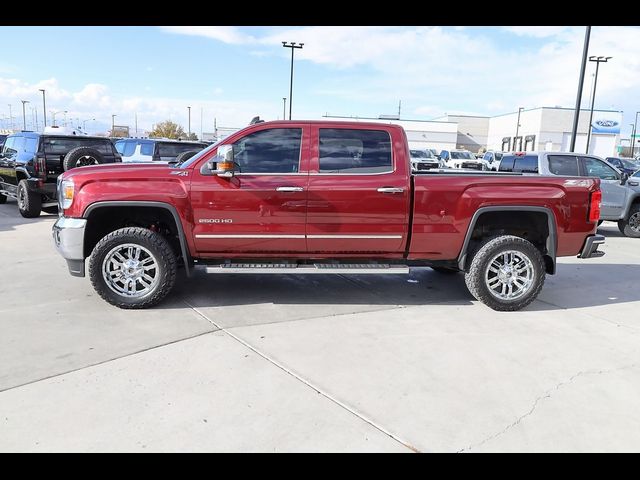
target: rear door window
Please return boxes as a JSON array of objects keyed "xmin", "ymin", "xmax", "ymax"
[
  {"xmin": 24, "ymin": 137, "xmax": 38, "ymax": 154},
  {"xmin": 45, "ymin": 137, "xmax": 113, "ymax": 156},
  {"xmin": 139, "ymin": 141, "xmax": 155, "ymax": 156},
  {"xmin": 121, "ymin": 141, "xmax": 137, "ymax": 157},
  {"xmin": 318, "ymin": 129, "xmax": 392, "ymax": 174},
  {"xmin": 548, "ymin": 155, "xmax": 579, "ymax": 176}
]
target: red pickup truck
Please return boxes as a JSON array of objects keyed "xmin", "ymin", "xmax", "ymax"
[{"xmin": 52, "ymin": 121, "xmax": 605, "ymax": 311}]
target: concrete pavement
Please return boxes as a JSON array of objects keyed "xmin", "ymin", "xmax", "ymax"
[{"xmin": 1, "ymin": 200, "xmax": 639, "ymax": 452}]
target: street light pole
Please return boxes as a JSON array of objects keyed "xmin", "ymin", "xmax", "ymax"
[
  {"xmin": 39, "ymin": 89, "xmax": 47, "ymax": 127},
  {"xmin": 282, "ymin": 97, "xmax": 286, "ymax": 120},
  {"xmin": 7, "ymin": 104, "xmax": 12, "ymax": 130},
  {"xmin": 570, "ymin": 26, "xmax": 591, "ymax": 153},
  {"xmin": 83, "ymin": 118, "xmax": 95, "ymax": 132},
  {"xmin": 21, "ymin": 100, "xmax": 30, "ymax": 131},
  {"xmin": 111, "ymin": 114, "xmax": 117, "ymax": 136},
  {"xmin": 282, "ymin": 42, "xmax": 304, "ymax": 120},
  {"xmin": 187, "ymin": 106, "xmax": 191, "ymax": 138},
  {"xmin": 632, "ymin": 111, "xmax": 640, "ymax": 158},
  {"xmin": 514, "ymin": 107, "xmax": 524, "ymax": 150},
  {"xmin": 585, "ymin": 55, "xmax": 612, "ymax": 154}
]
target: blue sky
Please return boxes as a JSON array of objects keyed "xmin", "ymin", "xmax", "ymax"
[{"xmin": 1, "ymin": 26, "xmax": 639, "ymax": 137}]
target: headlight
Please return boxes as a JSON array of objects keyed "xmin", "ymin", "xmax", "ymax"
[{"xmin": 60, "ymin": 179, "xmax": 75, "ymax": 209}]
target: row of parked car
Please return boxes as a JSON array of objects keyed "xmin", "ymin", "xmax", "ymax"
[
  {"xmin": 0, "ymin": 129, "xmax": 208, "ymax": 218},
  {"xmin": 409, "ymin": 146, "xmax": 640, "ymax": 238}
]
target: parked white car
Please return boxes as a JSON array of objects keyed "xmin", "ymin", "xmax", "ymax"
[
  {"xmin": 114, "ymin": 138, "xmax": 208, "ymax": 164},
  {"xmin": 409, "ymin": 149, "xmax": 442, "ymax": 171},
  {"xmin": 439, "ymin": 149, "xmax": 486, "ymax": 170}
]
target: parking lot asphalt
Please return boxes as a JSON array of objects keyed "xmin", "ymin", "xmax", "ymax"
[{"xmin": 1, "ymin": 199, "xmax": 639, "ymax": 452}]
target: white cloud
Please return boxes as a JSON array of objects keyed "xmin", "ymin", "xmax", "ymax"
[
  {"xmin": 160, "ymin": 26, "xmax": 256, "ymax": 44},
  {"xmin": 0, "ymin": 77, "xmax": 276, "ymax": 134},
  {"xmin": 501, "ymin": 26, "xmax": 571, "ymax": 38}
]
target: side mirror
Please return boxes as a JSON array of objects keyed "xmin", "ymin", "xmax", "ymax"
[
  {"xmin": 207, "ymin": 145, "xmax": 236, "ymax": 178},
  {"xmin": 621, "ymin": 172, "xmax": 629, "ymax": 186}
]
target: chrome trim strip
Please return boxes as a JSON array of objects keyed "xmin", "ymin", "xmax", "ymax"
[
  {"xmin": 307, "ymin": 234, "xmax": 403, "ymax": 239},
  {"xmin": 203, "ymin": 266, "xmax": 410, "ymax": 275},
  {"xmin": 195, "ymin": 234, "xmax": 305, "ymax": 239}
]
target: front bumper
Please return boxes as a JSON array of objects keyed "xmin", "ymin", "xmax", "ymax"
[
  {"xmin": 579, "ymin": 234, "xmax": 605, "ymax": 259},
  {"xmin": 52, "ymin": 216, "xmax": 87, "ymax": 277}
]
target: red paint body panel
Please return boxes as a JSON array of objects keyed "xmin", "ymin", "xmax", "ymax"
[{"xmin": 60, "ymin": 120, "xmax": 599, "ymax": 264}]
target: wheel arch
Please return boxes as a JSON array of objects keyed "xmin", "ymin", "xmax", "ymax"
[
  {"xmin": 457, "ymin": 206, "xmax": 557, "ymax": 274},
  {"xmin": 83, "ymin": 201, "xmax": 193, "ymax": 276}
]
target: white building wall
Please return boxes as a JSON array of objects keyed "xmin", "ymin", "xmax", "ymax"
[
  {"xmin": 487, "ymin": 107, "xmax": 621, "ymax": 157},
  {"xmin": 434, "ymin": 115, "xmax": 490, "ymax": 152}
]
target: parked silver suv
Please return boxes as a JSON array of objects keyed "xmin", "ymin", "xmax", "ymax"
[{"xmin": 498, "ymin": 151, "xmax": 640, "ymax": 237}]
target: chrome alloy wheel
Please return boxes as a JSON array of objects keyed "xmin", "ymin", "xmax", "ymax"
[
  {"xmin": 18, "ymin": 185, "xmax": 26, "ymax": 209},
  {"xmin": 102, "ymin": 243, "xmax": 159, "ymax": 298},
  {"xmin": 76, "ymin": 155, "xmax": 99, "ymax": 167},
  {"xmin": 629, "ymin": 212, "xmax": 640, "ymax": 233},
  {"xmin": 484, "ymin": 250, "xmax": 535, "ymax": 301}
]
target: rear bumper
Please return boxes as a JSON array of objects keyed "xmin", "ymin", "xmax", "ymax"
[
  {"xmin": 52, "ymin": 217, "xmax": 87, "ymax": 277},
  {"xmin": 578, "ymin": 234, "xmax": 605, "ymax": 259}
]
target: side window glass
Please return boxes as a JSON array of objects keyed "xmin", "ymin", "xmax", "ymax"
[
  {"xmin": 582, "ymin": 157, "xmax": 619, "ymax": 180},
  {"xmin": 498, "ymin": 156, "xmax": 515, "ymax": 172},
  {"xmin": 3, "ymin": 137, "xmax": 16, "ymax": 155},
  {"xmin": 318, "ymin": 129, "xmax": 392, "ymax": 174},
  {"xmin": 115, "ymin": 141, "xmax": 126, "ymax": 155},
  {"xmin": 548, "ymin": 155, "xmax": 579, "ymax": 176},
  {"xmin": 122, "ymin": 141, "xmax": 136, "ymax": 157},
  {"xmin": 140, "ymin": 142, "xmax": 154, "ymax": 156},
  {"xmin": 232, "ymin": 128, "xmax": 302, "ymax": 174},
  {"xmin": 24, "ymin": 137, "xmax": 38, "ymax": 153}
]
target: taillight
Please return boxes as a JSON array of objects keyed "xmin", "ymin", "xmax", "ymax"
[
  {"xmin": 34, "ymin": 155, "xmax": 47, "ymax": 180},
  {"xmin": 589, "ymin": 190, "xmax": 602, "ymax": 223}
]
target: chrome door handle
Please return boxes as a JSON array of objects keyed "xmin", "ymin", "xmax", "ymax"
[
  {"xmin": 377, "ymin": 187, "xmax": 404, "ymax": 194},
  {"xmin": 276, "ymin": 186, "xmax": 304, "ymax": 192}
]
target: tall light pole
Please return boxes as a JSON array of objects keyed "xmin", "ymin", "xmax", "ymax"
[
  {"xmin": 187, "ymin": 106, "xmax": 191, "ymax": 138},
  {"xmin": 514, "ymin": 107, "xmax": 524, "ymax": 151},
  {"xmin": 7, "ymin": 104, "xmax": 12, "ymax": 130},
  {"xmin": 39, "ymin": 89, "xmax": 47, "ymax": 127},
  {"xmin": 111, "ymin": 114, "xmax": 117, "ymax": 136},
  {"xmin": 21, "ymin": 100, "xmax": 30, "ymax": 131},
  {"xmin": 282, "ymin": 42, "xmax": 304, "ymax": 120},
  {"xmin": 570, "ymin": 26, "xmax": 591, "ymax": 153},
  {"xmin": 585, "ymin": 55, "xmax": 612, "ymax": 154},
  {"xmin": 632, "ymin": 111, "xmax": 640, "ymax": 158},
  {"xmin": 282, "ymin": 97, "xmax": 286, "ymax": 120},
  {"xmin": 83, "ymin": 118, "xmax": 95, "ymax": 132}
]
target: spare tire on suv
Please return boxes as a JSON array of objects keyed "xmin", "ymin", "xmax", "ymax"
[
  {"xmin": 174, "ymin": 150, "xmax": 201, "ymax": 164},
  {"xmin": 63, "ymin": 146, "xmax": 104, "ymax": 171}
]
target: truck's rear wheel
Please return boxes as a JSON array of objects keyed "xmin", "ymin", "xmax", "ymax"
[
  {"xmin": 17, "ymin": 180, "xmax": 42, "ymax": 218},
  {"xmin": 89, "ymin": 227, "xmax": 177, "ymax": 309},
  {"xmin": 464, "ymin": 235, "xmax": 545, "ymax": 311},
  {"xmin": 618, "ymin": 206, "xmax": 640, "ymax": 238}
]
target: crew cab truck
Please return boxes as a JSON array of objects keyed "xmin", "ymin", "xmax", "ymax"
[{"xmin": 52, "ymin": 121, "xmax": 605, "ymax": 311}]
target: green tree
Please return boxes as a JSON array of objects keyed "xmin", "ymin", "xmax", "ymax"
[{"xmin": 149, "ymin": 120, "xmax": 186, "ymax": 139}]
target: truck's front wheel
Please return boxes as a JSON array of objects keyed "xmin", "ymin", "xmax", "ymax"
[
  {"xmin": 89, "ymin": 227, "xmax": 177, "ymax": 309},
  {"xmin": 464, "ymin": 235, "xmax": 545, "ymax": 311}
]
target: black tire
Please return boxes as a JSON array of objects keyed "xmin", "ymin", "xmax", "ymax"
[
  {"xmin": 17, "ymin": 180, "xmax": 41, "ymax": 218},
  {"xmin": 89, "ymin": 227, "xmax": 177, "ymax": 309},
  {"xmin": 63, "ymin": 146, "xmax": 104, "ymax": 171},
  {"xmin": 0, "ymin": 192, "xmax": 6, "ymax": 204},
  {"xmin": 430, "ymin": 266, "xmax": 459, "ymax": 274},
  {"xmin": 618, "ymin": 205, "xmax": 640, "ymax": 238},
  {"xmin": 174, "ymin": 150, "xmax": 200, "ymax": 164},
  {"xmin": 464, "ymin": 235, "xmax": 546, "ymax": 312}
]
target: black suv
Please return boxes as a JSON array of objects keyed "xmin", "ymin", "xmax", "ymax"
[{"xmin": 0, "ymin": 132, "xmax": 121, "ymax": 217}]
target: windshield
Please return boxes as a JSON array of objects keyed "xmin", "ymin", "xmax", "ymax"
[
  {"xmin": 175, "ymin": 139, "xmax": 223, "ymax": 168},
  {"xmin": 451, "ymin": 151, "xmax": 476, "ymax": 160},
  {"xmin": 621, "ymin": 158, "xmax": 640, "ymax": 170},
  {"xmin": 410, "ymin": 150, "xmax": 433, "ymax": 159}
]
